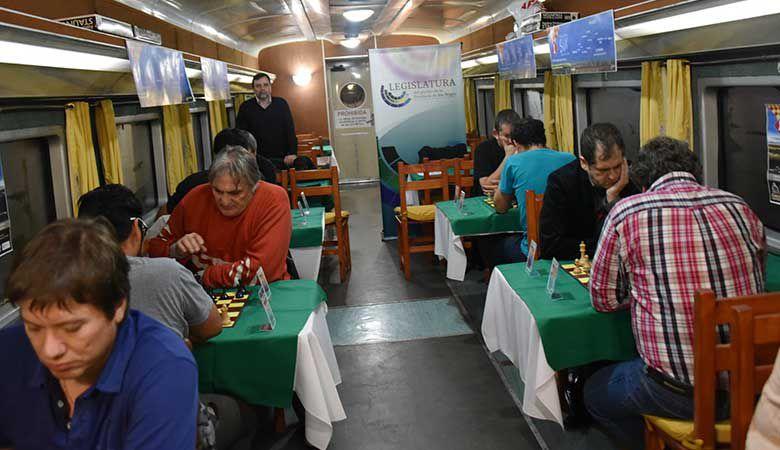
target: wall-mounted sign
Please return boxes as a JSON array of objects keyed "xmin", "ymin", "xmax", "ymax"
[
  {"xmin": 335, "ymin": 108, "xmax": 371, "ymax": 129},
  {"xmin": 497, "ymin": 34, "xmax": 536, "ymax": 80},
  {"xmin": 0, "ymin": 162, "xmax": 12, "ymax": 258},
  {"xmin": 133, "ymin": 26, "xmax": 162, "ymax": 45},
  {"xmin": 766, "ymin": 104, "xmax": 780, "ymax": 205},
  {"xmin": 126, "ymin": 40, "xmax": 194, "ymax": 107},
  {"xmin": 58, "ymin": 15, "xmax": 134, "ymax": 39},
  {"xmin": 201, "ymin": 57, "xmax": 230, "ymax": 101},
  {"xmin": 549, "ymin": 10, "xmax": 617, "ymax": 76}
]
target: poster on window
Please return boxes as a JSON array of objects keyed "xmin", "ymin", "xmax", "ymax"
[
  {"xmin": 497, "ymin": 34, "xmax": 536, "ymax": 80},
  {"xmin": 0, "ymin": 161, "xmax": 12, "ymax": 258},
  {"xmin": 766, "ymin": 104, "xmax": 780, "ymax": 205},
  {"xmin": 201, "ymin": 57, "xmax": 230, "ymax": 101},
  {"xmin": 335, "ymin": 108, "xmax": 372, "ymax": 129},
  {"xmin": 126, "ymin": 40, "xmax": 194, "ymax": 107},
  {"xmin": 549, "ymin": 10, "xmax": 617, "ymax": 75}
]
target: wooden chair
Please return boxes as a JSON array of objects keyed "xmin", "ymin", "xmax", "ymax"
[
  {"xmin": 644, "ymin": 289, "xmax": 780, "ymax": 450},
  {"xmin": 525, "ymin": 190, "xmax": 543, "ymax": 259},
  {"xmin": 288, "ymin": 166, "xmax": 351, "ymax": 282},
  {"xmin": 396, "ymin": 161, "xmax": 449, "ymax": 280},
  {"xmin": 456, "ymin": 158, "xmax": 474, "ymax": 194}
]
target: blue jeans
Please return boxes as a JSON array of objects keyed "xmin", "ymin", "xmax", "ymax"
[{"xmin": 584, "ymin": 358, "xmax": 697, "ymax": 448}]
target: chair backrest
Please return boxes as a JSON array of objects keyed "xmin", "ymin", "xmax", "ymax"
[
  {"xmin": 288, "ymin": 166, "xmax": 343, "ymax": 220},
  {"xmin": 398, "ymin": 161, "xmax": 449, "ymax": 213},
  {"xmin": 275, "ymin": 169, "xmax": 289, "ymax": 190},
  {"xmin": 727, "ymin": 300, "xmax": 780, "ymax": 450},
  {"xmin": 298, "ymin": 148, "xmax": 324, "ymax": 163},
  {"xmin": 693, "ymin": 290, "xmax": 780, "ymax": 450},
  {"xmin": 525, "ymin": 190, "xmax": 543, "ymax": 256},
  {"xmin": 457, "ymin": 158, "xmax": 474, "ymax": 192}
]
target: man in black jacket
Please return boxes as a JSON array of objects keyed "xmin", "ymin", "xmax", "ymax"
[
  {"xmin": 236, "ymin": 72, "xmax": 297, "ymax": 170},
  {"xmin": 539, "ymin": 123, "xmax": 639, "ymax": 260},
  {"xmin": 472, "ymin": 109, "xmax": 521, "ymax": 197}
]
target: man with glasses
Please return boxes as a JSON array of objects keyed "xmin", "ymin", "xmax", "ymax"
[
  {"xmin": 472, "ymin": 109, "xmax": 521, "ymax": 197},
  {"xmin": 539, "ymin": 123, "xmax": 639, "ymax": 260},
  {"xmin": 78, "ymin": 184, "xmax": 223, "ymax": 344}
]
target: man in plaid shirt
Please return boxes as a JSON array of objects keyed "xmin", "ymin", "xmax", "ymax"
[{"xmin": 584, "ymin": 137, "xmax": 766, "ymax": 446}]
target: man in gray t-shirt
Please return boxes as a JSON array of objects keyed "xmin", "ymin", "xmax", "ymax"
[{"xmin": 78, "ymin": 184, "xmax": 222, "ymax": 343}]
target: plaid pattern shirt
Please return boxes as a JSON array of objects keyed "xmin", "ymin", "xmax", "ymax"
[{"xmin": 590, "ymin": 172, "xmax": 766, "ymax": 385}]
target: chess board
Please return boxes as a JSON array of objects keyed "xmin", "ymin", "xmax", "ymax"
[
  {"xmin": 561, "ymin": 264, "xmax": 590, "ymax": 287},
  {"xmin": 210, "ymin": 289, "xmax": 251, "ymax": 328}
]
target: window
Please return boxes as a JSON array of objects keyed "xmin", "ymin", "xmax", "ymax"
[
  {"xmin": 476, "ymin": 84, "xmax": 495, "ymax": 137},
  {"xmin": 717, "ymin": 86, "xmax": 780, "ymax": 232},
  {"xmin": 586, "ymin": 87, "xmax": 641, "ymax": 160},
  {"xmin": 513, "ymin": 88, "xmax": 544, "ymax": 120},
  {"xmin": 0, "ymin": 138, "xmax": 57, "ymax": 297},
  {"xmin": 191, "ymin": 112, "xmax": 205, "ymax": 170},
  {"xmin": 227, "ymin": 103, "xmax": 236, "ymax": 128},
  {"xmin": 117, "ymin": 121, "xmax": 159, "ymax": 214}
]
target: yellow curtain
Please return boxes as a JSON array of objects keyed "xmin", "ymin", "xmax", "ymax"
[
  {"xmin": 233, "ymin": 94, "xmax": 252, "ymax": 111},
  {"xmin": 464, "ymin": 78, "xmax": 477, "ymax": 135},
  {"xmin": 65, "ymin": 102, "xmax": 100, "ymax": 215},
  {"xmin": 542, "ymin": 72, "xmax": 574, "ymax": 153},
  {"xmin": 665, "ymin": 59, "xmax": 694, "ymax": 150},
  {"xmin": 162, "ymin": 104, "xmax": 199, "ymax": 195},
  {"xmin": 640, "ymin": 61, "xmax": 664, "ymax": 146},
  {"xmin": 94, "ymin": 100, "xmax": 123, "ymax": 185},
  {"xmin": 208, "ymin": 100, "xmax": 229, "ymax": 139},
  {"xmin": 494, "ymin": 77, "xmax": 512, "ymax": 114}
]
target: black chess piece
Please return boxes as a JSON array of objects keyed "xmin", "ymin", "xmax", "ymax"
[
  {"xmin": 236, "ymin": 286, "xmax": 247, "ymax": 297},
  {"xmin": 219, "ymin": 293, "xmax": 231, "ymax": 300}
]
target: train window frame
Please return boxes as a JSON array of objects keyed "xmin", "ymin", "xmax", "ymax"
[
  {"xmin": 512, "ymin": 82, "xmax": 544, "ymax": 120},
  {"xmin": 475, "ymin": 79, "xmax": 495, "ymax": 138},
  {"xmin": 190, "ymin": 105, "xmax": 211, "ymax": 170},
  {"xmin": 699, "ymin": 75, "xmax": 780, "ymax": 252},
  {"xmin": 115, "ymin": 113, "xmax": 167, "ymax": 223},
  {"xmin": 574, "ymin": 79, "xmax": 642, "ymax": 157},
  {"xmin": 0, "ymin": 126, "xmax": 71, "ymax": 219},
  {"xmin": 227, "ymin": 100, "xmax": 236, "ymax": 130}
]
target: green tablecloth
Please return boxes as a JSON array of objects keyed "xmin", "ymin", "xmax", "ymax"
[
  {"xmin": 291, "ymin": 206, "xmax": 324, "ymax": 248},
  {"xmin": 768, "ymin": 252, "xmax": 780, "ymax": 292},
  {"xmin": 498, "ymin": 260, "xmax": 637, "ymax": 371},
  {"xmin": 437, "ymin": 196, "xmax": 523, "ymax": 236},
  {"xmin": 193, "ymin": 280, "xmax": 326, "ymax": 408}
]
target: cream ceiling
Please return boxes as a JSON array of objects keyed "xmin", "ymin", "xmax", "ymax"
[{"xmin": 113, "ymin": 0, "xmax": 516, "ymax": 54}]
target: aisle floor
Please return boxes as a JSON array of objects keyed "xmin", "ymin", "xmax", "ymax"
[{"xmin": 257, "ymin": 184, "xmax": 613, "ymax": 450}]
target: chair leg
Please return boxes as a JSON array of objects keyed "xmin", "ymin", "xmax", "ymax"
[
  {"xmin": 644, "ymin": 419, "xmax": 665, "ymax": 450},
  {"xmin": 342, "ymin": 219, "xmax": 352, "ymax": 271},
  {"xmin": 274, "ymin": 407, "xmax": 286, "ymax": 433}
]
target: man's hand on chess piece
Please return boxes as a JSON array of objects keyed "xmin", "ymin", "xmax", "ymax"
[{"xmin": 171, "ymin": 233, "xmax": 207, "ymax": 259}]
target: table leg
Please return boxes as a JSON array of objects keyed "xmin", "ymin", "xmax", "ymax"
[{"xmin": 274, "ymin": 407, "xmax": 286, "ymax": 433}]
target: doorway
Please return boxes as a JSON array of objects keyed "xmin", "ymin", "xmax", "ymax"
[{"xmin": 326, "ymin": 59, "xmax": 378, "ymax": 182}]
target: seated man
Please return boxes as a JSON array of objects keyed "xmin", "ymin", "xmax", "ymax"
[
  {"xmin": 148, "ymin": 146, "xmax": 292, "ymax": 287},
  {"xmin": 166, "ymin": 128, "xmax": 277, "ymax": 214},
  {"xmin": 472, "ymin": 109, "xmax": 521, "ymax": 197},
  {"xmin": 747, "ymin": 350, "xmax": 780, "ymax": 449},
  {"xmin": 539, "ymin": 123, "xmax": 639, "ymax": 260},
  {"xmin": 490, "ymin": 118, "xmax": 576, "ymax": 264},
  {"xmin": 585, "ymin": 137, "xmax": 767, "ymax": 447},
  {"xmin": 0, "ymin": 219, "xmax": 197, "ymax": 449},
  {"xmin": 78, "ymin": 184, "xmax": 222, "ymax": 343}
]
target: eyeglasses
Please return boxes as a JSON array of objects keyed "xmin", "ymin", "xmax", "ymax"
[{"xmin": 130, "ymin": 217, "xmax": 149, "ymax": 239}]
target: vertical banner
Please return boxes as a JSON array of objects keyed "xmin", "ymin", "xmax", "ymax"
[
  {"xmin": 201, "ymin": 57, "xmax": 231, "ymax": 101},
  {"xmin": 126, "ymin": 40, "xmax": 194, "ymax": 108},
  {"xmin": 497, "ymin": 34, "xmax": 537, "ymax": 80},
  {"xmin": 767, "ymin": 104, "xmax": 780, "ymax": 205},
  {"xmin": 369, "ymin": 43, "xmax": 466, "ymax": 238},
  {"xmin": 549, "ymin": 10, "xmax": 617, "ymax": 75}
]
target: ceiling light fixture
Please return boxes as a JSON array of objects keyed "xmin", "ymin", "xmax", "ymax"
[
  {"xmin": 461, "ymin": 59, "xmax": 480, "ymax": 69},
  {"xmin": 476, "ymin": 54, "xmax": 498, "ymax": 65},
  {"xmin": 340, "ymin": 38, "xmax": 361, "ymax": 49},
  {"xmin": 474, "ymin": 15, "xmax": 491, "ymax": 26},
  {"xmin": 292, "ymin": 70, "xmax": 312, "ymax": 86},
  {"xmin": 0, "ymin": 40, "xmax": 129, "ymax": 72},
  {"xmin": 343, "ymin": 9, "xmax": 375, "ymax": 23}
]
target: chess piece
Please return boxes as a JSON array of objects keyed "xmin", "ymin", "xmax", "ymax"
[
  {"xmin": 236, "ymin": 286, "xmax": 247, "ymax": 297},
  {"xmin": 220, "ymin": 306, "xmax": 231, "ymax": 326},
  {"xmin": 577, "ymin": 241, "xmax": 592, "ymax": 274}
]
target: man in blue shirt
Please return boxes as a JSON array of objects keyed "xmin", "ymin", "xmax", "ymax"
[
  {"xmin": 0, "ymin": 219, "xmax": 198, "ymax": 449},
  {"xmin": 491, "ymin": 118, "xmax": 576, "ymax": 263}
]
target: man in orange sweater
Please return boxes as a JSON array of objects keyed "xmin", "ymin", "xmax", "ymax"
[{"xmin": 148, "ymin": 146, "xmax": 291, "ymax": 287}]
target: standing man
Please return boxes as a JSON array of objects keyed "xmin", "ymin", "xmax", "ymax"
[
  {"xmin": 236, "ymin": 73, "xmax": 297, "ymax": 170},
  {"xmin": 472, "ymin": 109, "xmax": 521, "ymax": 197},
  {"xmin": 585, "ymin": 137, "xmax": 766, "ymax": 447},
  {"xmin": 539, "ymin": 123, "xmax": 639, "ymax": 260}
]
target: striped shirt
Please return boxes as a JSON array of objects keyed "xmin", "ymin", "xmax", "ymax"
[{"xmin": 590, "ymin": 172, "xmax": 766, "ymax": 385}]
